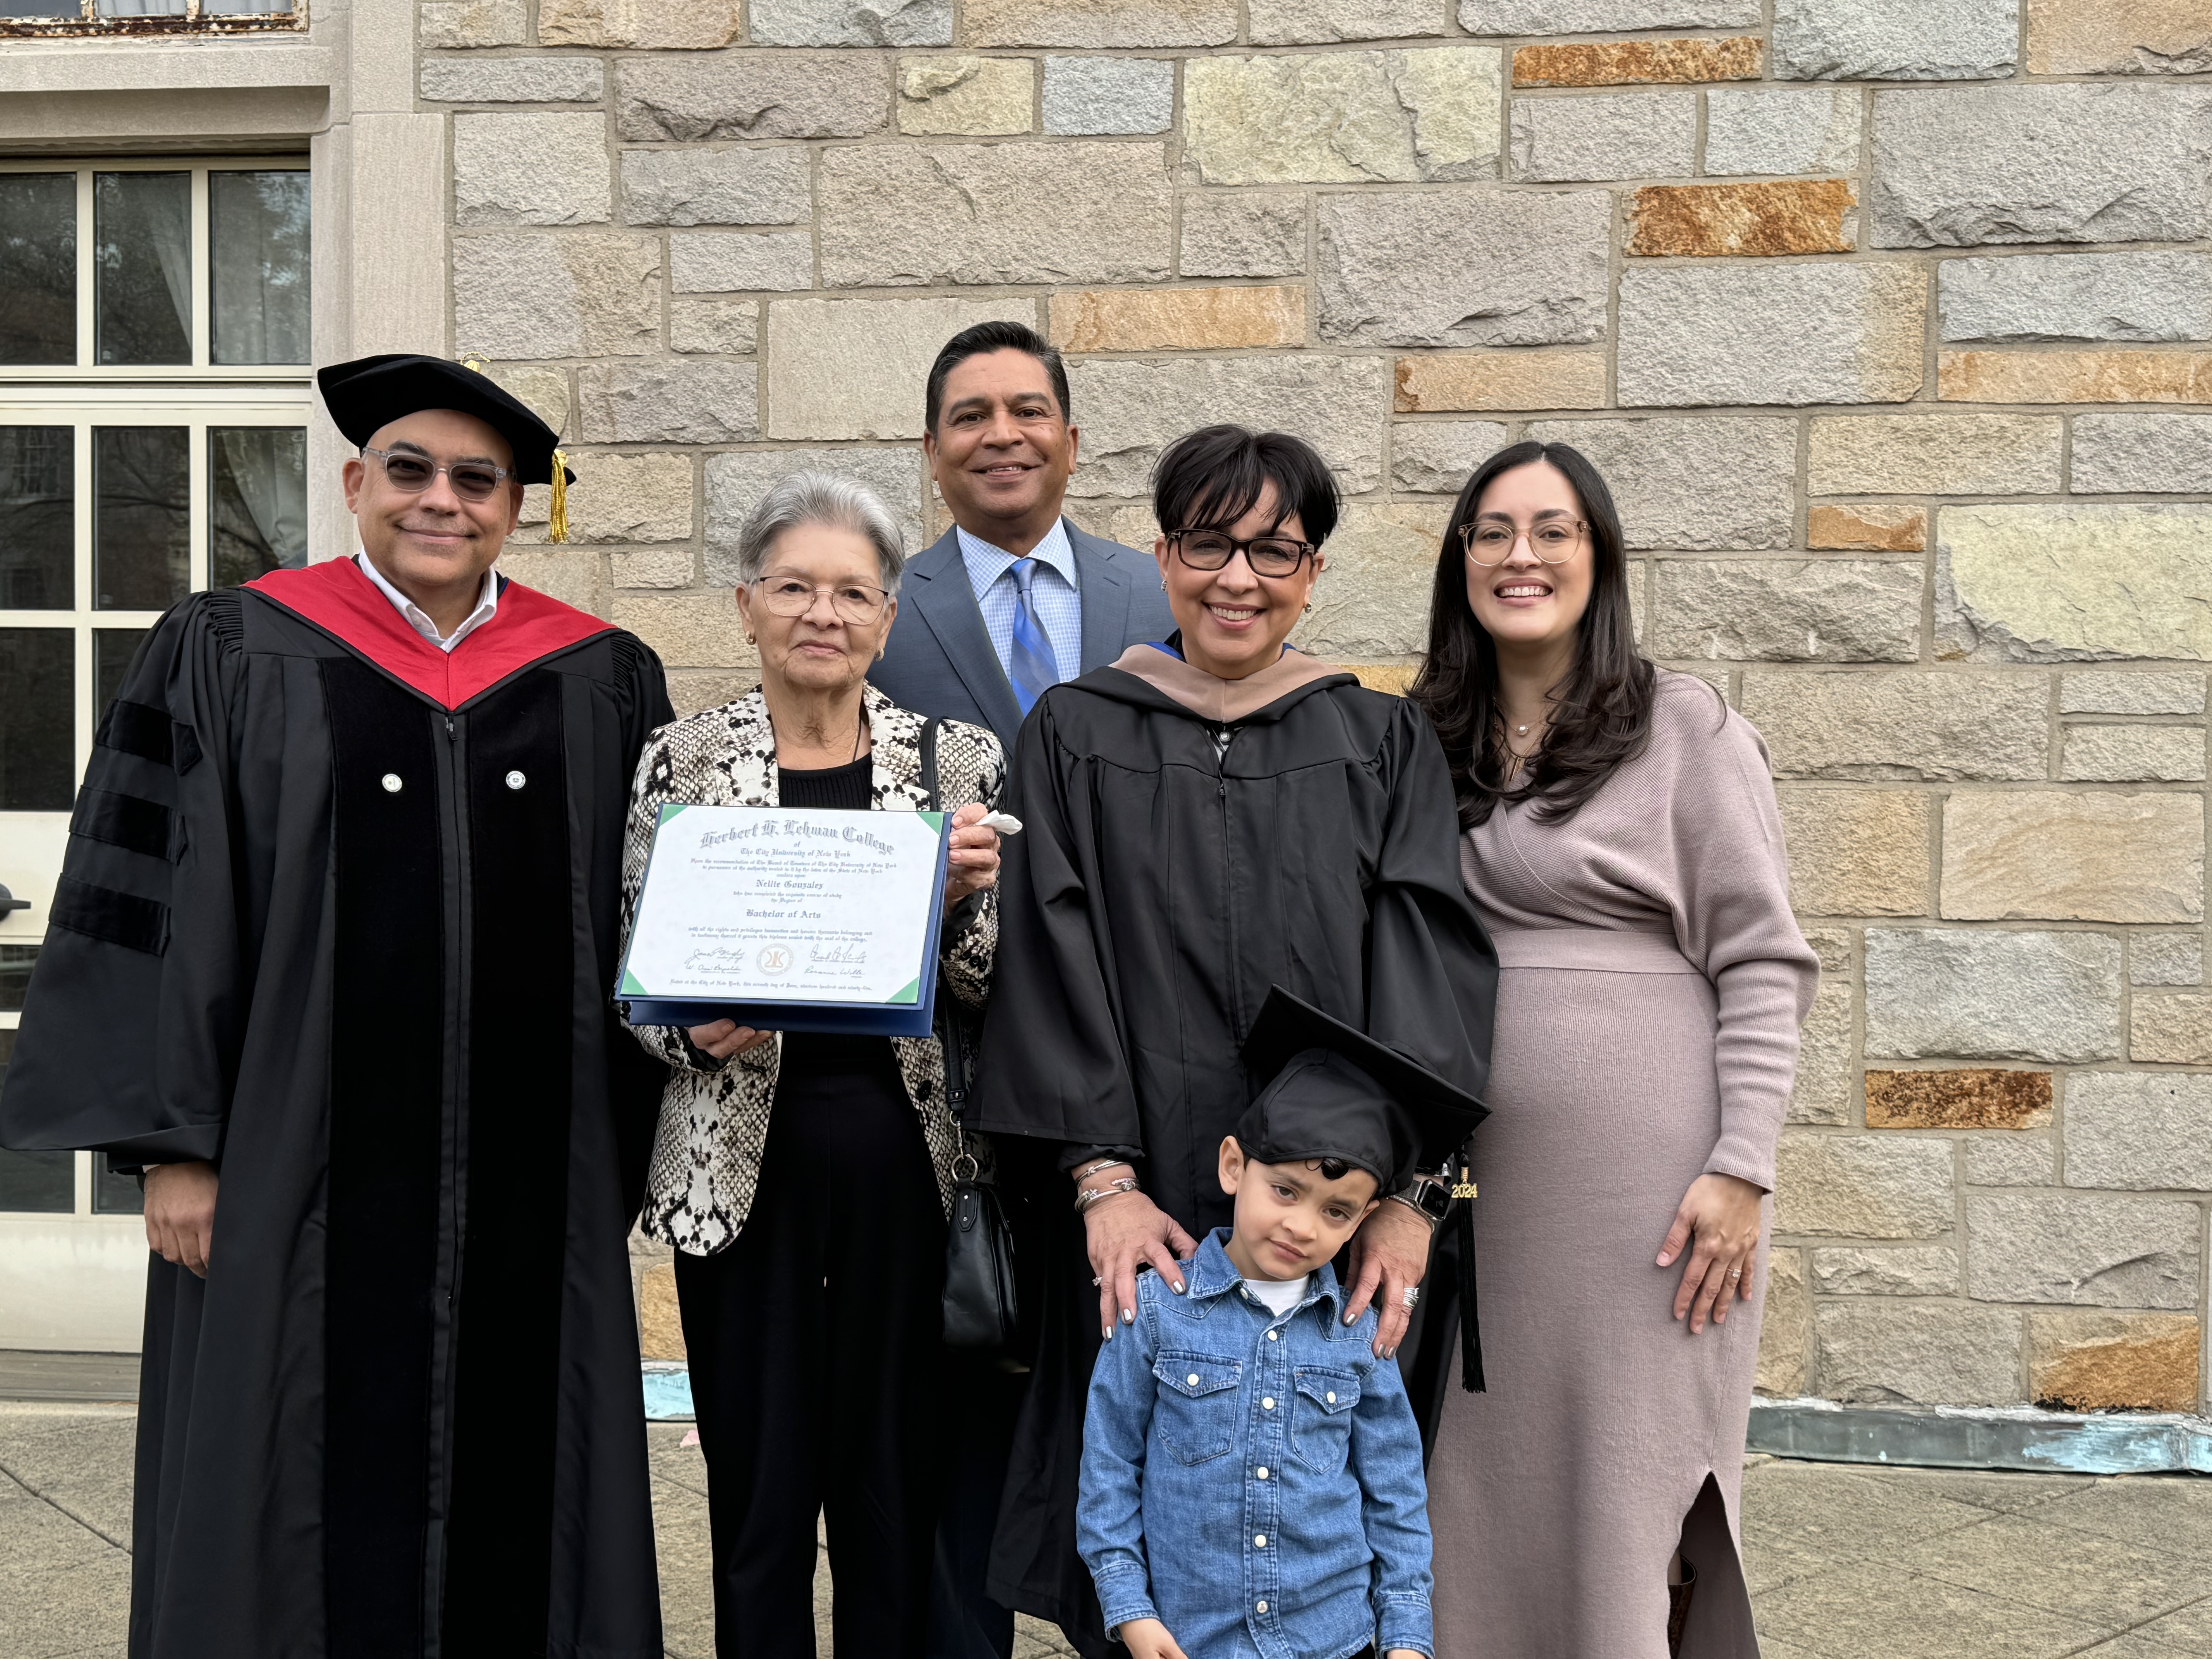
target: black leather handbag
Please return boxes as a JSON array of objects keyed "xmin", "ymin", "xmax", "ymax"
[{"xmin": 922, "ymin": 717, "xmax": 1020, "ymax": 1350}]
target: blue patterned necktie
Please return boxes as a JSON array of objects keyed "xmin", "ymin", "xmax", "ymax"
[{"xmin": 1007, "ymin": 558, "xmax": 1059, "ymax": 715}]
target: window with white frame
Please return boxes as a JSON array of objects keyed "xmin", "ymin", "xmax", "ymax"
[
  {"xmin": 0, "ymin": 1, "xmax": 302, "ymax": 40},
  {"xmin": 0, "ymin": 158, "xmax": 311, "ymax": 1223}
]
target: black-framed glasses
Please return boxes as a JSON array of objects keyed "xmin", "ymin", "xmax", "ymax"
[
  {"xmin": 1168, "ymin": 529, "xmax": 1316, "ymax": 578},
  {"xmin": 1462, "ymin": 517, "xmax": 1586, "ymax": 566},
  {"xmin": 753, "ymin": 577, "xmax": 890, "ymax": 625},
  {"xmin": 363, "ymin": 446, "xmax": 511, "ymax": 503}
]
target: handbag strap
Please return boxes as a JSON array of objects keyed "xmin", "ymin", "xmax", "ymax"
[{"xmin": 918, "ymin": 716, "xmax": 973, "ymax": 1127}]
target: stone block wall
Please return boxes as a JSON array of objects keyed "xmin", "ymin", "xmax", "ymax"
[{"xmin": 420, "ymin": 0, "xmax": 2212, "ymax": 1411}]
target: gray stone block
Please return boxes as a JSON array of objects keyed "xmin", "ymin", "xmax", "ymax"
[
  {"xmin": 1704, "ymin": 88, "xmax": 1862, "ymax": 177},
  {"xmin": 1864, "ymin": 928, "xmax": 2122, "ymax": 1062},
  {"xmin": 420, "ymin": 57, "xmax": 605, "ymax": 103},
  {"xmin": 1814, "ymin": 1302, "xmax": 2023, "ymax": 1406},
  {"xmin": 1652, "ymin": 559, "xmax": 1922, "ymax": 663},
  {"xmin": 1295, "ymin": 503, "xmax": 1449, "ymax": 658},
  {"xmin": 575, "ymin": 361, "xmax": 761, "ymax": 444},
  {"xmin": 763, "ymin": 295, "xmax": 1034, "ymax": 440},
  {"xmin": 1316, "ymin": 189, "xmax": 1611, "ymax": 348},
  {"xmin": 1460, "ymin": 0, "xmax": 1758, "ymax": 30},
  {"xmin": 1618, "ymin": 263, "xmax": 1924, "ymax": 407},
  {"xmin": 1940, "ymin": 252, "xmax": 2212, "ymax": 343},
  {"xmin": 1067, "ymin": 355, "xmax": 1386, "ymax": 497},
  {"xmin": 1774, "ymin": 0, "xmax": 2019, "ymax": 81},
  {"xmin": 1966, "ymin": 1192, "xmax": 2201, "ymax": 1309},
  {"xmin": 1965, "ymin": 1134, "xmax": 2055, "ymax": 1187},
  {"xmin": 2131, "ymin": 934, "xmax": 2205, "ymax": 987},
  {"xmin": 2060, "ymin": 726, "xmax": 2207, "ymax": 783},
  {"xmin": 2071, "ymin": 414, "xmax": 2212, "ymax": 495},
  {"xmin": 1811, "ymin": 1247, "xmax": 1962, "ymax": 1296},
  {"xmin": 1390, "ymin": 420, "xmax": 1511, "ymax": 495},
  {"xmin": 453, "ymin": 233, "xmax": 662, "ymax": 360},
  {"xmin": 1870, "ymin": 85, "xmax": 2212, "ymax": 249},
  {"xmin": 615, "ymin": 57, "xmax": 890, "ymax": 142},
  {"xmin": 748, "ymin": 0, "xmax": 953, "ymax": 44},
  {"xmin": 670, "ymin": 232, "xmax": 815, "ymax": 294},
  {"xmin": 453, "ymin": 113, "xmax": 612, "ymax": 227},
  {"xmin": 1180, "ymin": 192, "xmax": 1307, "ymax": 277},
  {"xmin": 1510, "ymin": 91, "xmax": 1697, "ymax": 183},
  {"xmin": 421, "ymin": 0, "xmax": 526, "ymax": 46},
  {"xmin": 620, "ymin": 150, "xmax": 812, "ymax": 228},
  {"xmin": 1775, "ymin": 1135, "xmax": 1955, "ymax": 1238},
  {"xmin": 819, "ymin": 142, "xmax": 1173, "ymax": 287},
  {"xmin": 1743, "ymin": 670, "xmax": 2049, "ymax": 781},
  {"xmin": 706, "ymin": 449, "xmax": 927, "ymax": 581},
  {"xmin": 1526, "ymin": 417, "xmax": 1797, "ymax": 550},
  {"xmin": 1184, "ymin": 48, "xmax": 1501, "ymax": 186},
  {"xmin": 2063, "ymin": 1071, "xmax": 2212, "ymax": 1191},
  {"xmin": 1042, "ymin": 56, "xmax": 1175, "ymax": 134},
  {"xmin": 1252, "ymin": 0, "xmax": 1445, "ymax": 41},
  {"xmin": 2057, "ymin": 670, "xmax": 2209, "ymax": 715}
]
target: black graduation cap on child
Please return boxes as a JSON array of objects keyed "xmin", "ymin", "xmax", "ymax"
[
  {"xmin": 1235, "ymin": 985, "xmax": 1488, "ymax": 1194},
  {"xmin": 318, "ymin": 352, "xmax": 575, "ymax": 539},
  {"xmin": 1238, "ymin": 984, "xmax": 1494, "ymax": 1402}
]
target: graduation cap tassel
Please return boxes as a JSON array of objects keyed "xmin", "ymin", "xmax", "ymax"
[
  {"xmin": 1455, "ymin": 1162, "xmax": 1486, "ymax": 1393},
  {"xmin": 548, "ymin": 449, "xmax": 570, "ymax": 544}
]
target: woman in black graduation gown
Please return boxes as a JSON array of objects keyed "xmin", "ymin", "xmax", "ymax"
[{"xmin": 969, "ymin": 426, "xmax": 1499, "ymax": 1650}]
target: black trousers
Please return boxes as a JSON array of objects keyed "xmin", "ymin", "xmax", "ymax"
[{"xmin": 676, "ymin": 1045, "xmax": 949, "ymax": 1659}]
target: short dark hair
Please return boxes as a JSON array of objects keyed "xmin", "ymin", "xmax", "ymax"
[
  {"xmin": 1150, "ymin": 424, "xmax": 1341, "ymax": 548},
  {"xmin": 924, "ymin": 321, "xmax": 1071, "ymax": 433}
]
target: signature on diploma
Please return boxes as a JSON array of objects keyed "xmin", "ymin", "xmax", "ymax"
[
  {"xmin": 809, "ymin": 941, "xmax": 869, "ymax": 965},
  {"xmin": 683, "ymin": 947, "xmax": 750, "ymax": 975}
]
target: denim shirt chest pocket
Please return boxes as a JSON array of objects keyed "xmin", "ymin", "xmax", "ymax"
[
  {"xmin": 1152, "ymin": 1351, "xmax": 1243, "ymax": 1465},
  {"xmin": 1288, "ymin": 1364, "xmax": 1362, "ymax": 1473}
]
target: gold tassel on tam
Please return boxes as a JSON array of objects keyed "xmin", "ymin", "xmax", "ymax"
[{"xmin": 548, "ymin": 450, "xmax": 570, "ymax": 544}]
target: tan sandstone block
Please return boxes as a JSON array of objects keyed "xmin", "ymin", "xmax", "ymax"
[
  {"xmin": 1865, "ymin": 1069, "xmax": 2053, "ymax": 1130},
  {"xmin": 1184, "ymin": 48, "xmax": 1502, "ymax": 186},
  {"xmin": 485, "ymin": 366, "xmax": 572, "ymax": 441},
  {"xmin": 668, "ymin": 672, "xmax": 757, "ymax": 717},
  {"xmin": 1778, "ymin": 788, "xmax": 1932, "ymax": 917},
  {"xmin": 964, "ymin": 0, "xmax": 1236, "ymax": 46},
  {"xmin": 497, "ymin": 550, "xmax": 611, "ymax": 618},
  {"xmin": 1939, "ymin": 350, "xmax": 2212, "ymax": 405},
  {"xmin": 539, "ymin": 0, "xmax": 742, "ymax": 46},
  {"xmin": 615, "ymin": 593, "xmax": 760, "ymax": 671},
  {"xmin": 2025, "ymin": 0, "xmax": 2212, "ymax": 75},
  {"xmin": 2132, "ymin": 991, "xmax": 2212, "ymax": 1064},
  {"xmin": 1627, "ymin": 180, "xmax": 1856, "ymax": 259},
  {"xmin": 1512, "ymin": 36, "xmax": 1762, "ymax": 86},
  {"xmin": 1809, "ymin": 505, "xmax": 1926, "ymax": 552},
  {"xmin": 2028, "ymin": 1312, "xmax": 2200, "ymax": 1413},
  {"xmin": 1050, "ymin": 286, "xmax": 1305, "ymax": 352},
  {"xmin": 898, "ymin": 55, "xmax": 1035, "ymax": 134},
  {"xmin": 1938, "ymin": 504, "xmax": 2212, "ymax": 664},
  {"xmin": 764, "ymin": 295, "xmax": 1036, "ymax": 441},
  {"xmin": 1775, "ymin": 1133, "xmax": 1954, "ymax": 1239},
  {"xmin": 1941, "ymin": 791, "xmax": 2206, "ymax": 924},
  {"xmin": 1393, "ymin": 350, "xmax": 1606, "ymax": 412},
  {"xmin": 612, "ymin": 548, "xmax": 697, "ymax": 589},
  {"xmin": 1350, "ymin": 663, "xmax": 1418, "ymax": 695},
  {"xmin": 1756, "ymin": 1249, "xmax": 1808, "ymax": 1396},
  {"xmin": 1295, "ymin": 504, "xmax": 1450, "ymax": 660},
  {"xmin": 1810, "ymin": 414, "xmax": 2063, "ymax": 498},
  {"xmin": 639, "ymin": 1262, "xmax": 687, "ymax": 1360},
  {"xmin": 515, "ymin": 452, "xmax": 693, "ymax": 546}
]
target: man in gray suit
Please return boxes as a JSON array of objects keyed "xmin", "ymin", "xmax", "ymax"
[
  {"xmin": 872, "ymin": 320, "xmax": 1173, "ymax": 753},
  {"xmin": 874, "ymin": 323, "xmax": 1169, "ymax": 1659}
]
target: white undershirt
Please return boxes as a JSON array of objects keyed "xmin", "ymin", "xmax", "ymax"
[
  {"xmin": 1242, "ymin": 1274, "xmax": 1310, "ymax": 1316},
  {"xmin": 354, "ymin": 550, "xmax": 500, "ymax": 652}
]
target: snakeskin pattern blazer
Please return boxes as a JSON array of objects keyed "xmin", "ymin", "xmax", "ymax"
[{"xmin": 621, "ymin": 684, "xmax": 1005, "ymax": 1255}]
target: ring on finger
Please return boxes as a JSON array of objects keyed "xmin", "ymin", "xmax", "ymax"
[{"xmin": 1727, "ymin": 1267, "xmax": 1743, "ymax": 1281}]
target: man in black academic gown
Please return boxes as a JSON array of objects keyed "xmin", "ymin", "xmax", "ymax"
[{"xmin": 0, "ymin": 355, "xmax": 675, "ymax": 1659}]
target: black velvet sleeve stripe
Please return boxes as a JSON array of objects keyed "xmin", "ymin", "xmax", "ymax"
[
  {"xmin": 99, "ymin": 699, "xmax": 173, "ymax": 765},
  {"xmin": 70, "ymin": 787, "xmax": 177, "ymax": 862},
  {"xmin": 50, "ymin": 874, "xmax": 170, "ymax": 957}
]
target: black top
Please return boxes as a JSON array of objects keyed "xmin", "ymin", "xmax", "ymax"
[{"xmin": 776, "ymin": 754, "xmax": 896, "ymax": 1077}]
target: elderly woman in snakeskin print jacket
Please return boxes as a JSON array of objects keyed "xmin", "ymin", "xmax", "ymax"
[{"xmin": 619, "ymin": 471, "xmax": 1005, "ymax": 1659}]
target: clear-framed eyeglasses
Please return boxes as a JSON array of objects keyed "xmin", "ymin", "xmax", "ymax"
[
  {"xmin": 1168, "ymin": 528, "xmax": 1317, "ymax": 578},
  {"xmin": 1461, "ymin": 517, "xmax": 1587, "ymax": 566},
  {"xmin": 362, "ymin": 446, "xmax": 512, "ymax": 503},
  {"xmin": 752, "ymin": 577, "xmax": 891, "ymax": 625}
]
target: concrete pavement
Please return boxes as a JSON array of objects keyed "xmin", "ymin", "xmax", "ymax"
[{"xmin": 6, "ymin": 1402, "xmax": 2210, "ymax": 1657}]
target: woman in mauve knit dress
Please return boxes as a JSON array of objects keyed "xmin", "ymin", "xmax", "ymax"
[{"xmin": 1407, "ymin": 441, "xmax": 1818, "ymax": 1659}]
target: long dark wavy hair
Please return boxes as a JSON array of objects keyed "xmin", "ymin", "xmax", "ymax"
[{"xmin": 1407, "ymin": 440, "xmax": 1656, "ymax": 830}]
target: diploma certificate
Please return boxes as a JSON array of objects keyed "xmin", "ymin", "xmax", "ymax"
[{"xmin": 616, "ymin": 803, "xmax": 950, "ymax": 1036}]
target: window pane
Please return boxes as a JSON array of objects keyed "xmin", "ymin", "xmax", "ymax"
[
  {"xmin": 94, "ymin": 427, "xmax": 188, "ymax": 611},
  {"xmin": 94, "ymin": 629, "xmax": 148, "ymax": 722},
  {"xmin": 93, "ymin": 1153, "xmax": 144, "ymax": 1215},
  {"xmin": 94, "ymin": 172, "xmax": 190, "ymax": 366},
  {"xmin": 0, "ymin": 426, "xmax": 72, "ymax": 611},
  {"xmin": 210, "ymin": 428, "xmax": 306, "ymax": 587},
  {"xmin": 0, "ymin": 174, "xmax": 75, "ymax": 366},
  {"xmin": 211, "ymin": 172, "xmax": 308, "ymax": 364},
  {"xmin": 96, "ymin": 0, "xmax": 189, "ymax": 14},
  {"xmin": 0, "ymin": 629, "xmax": 73, "ymax": 811}
]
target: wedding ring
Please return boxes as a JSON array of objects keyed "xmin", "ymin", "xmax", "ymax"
[
  {"xmin": 1727, "ymin": 1267, "xmax": 1743, "ymax": 1281},
  {"xmin": 1401, "ymin": 1287, "xmax": 1420, "ymax": 1309}
]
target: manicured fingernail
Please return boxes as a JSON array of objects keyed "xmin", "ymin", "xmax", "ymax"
[
  {"xmin": 1171, "ymin": 1280, "xmax": 1185, "ymax": 1293},
  {"xmin": 1121, "ymin": 1307, "xmax": 1133, "ymax": 1324},
  {"xmin": 1344, "ymin": 1311, "xmax": 1356, "ymax": 1324}
]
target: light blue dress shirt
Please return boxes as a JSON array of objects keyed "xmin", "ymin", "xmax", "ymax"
[{"xmin": 957, "ymin": 521, "xmax": 1084, "ymax": 689}]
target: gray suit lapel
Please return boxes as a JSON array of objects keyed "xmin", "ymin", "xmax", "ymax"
[
  {"xmin": 908, "ymin": 528, "xmax": 1025, "ymax": 737},
  {"xmin": 1070, "ymin": 520, "xmax": 1139, "ymax": 674}
]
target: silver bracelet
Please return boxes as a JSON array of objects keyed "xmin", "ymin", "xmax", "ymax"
[
  {"xmin": 1075, "ymin": 1176, "xmax": 1141, "ymax": 1214},
  {"xmin": 1386, "ymin": 1191, "xmax": 1443, "ymax": 1232},
  {"xmin": 1070, "ymin": 1157, "xmax": 1131, "ymax": 1185}
]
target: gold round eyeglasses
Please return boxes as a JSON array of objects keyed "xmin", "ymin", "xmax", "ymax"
[{"xmin": 1461, "ymin": 519, "xmax": 1586, "ymax": 567}]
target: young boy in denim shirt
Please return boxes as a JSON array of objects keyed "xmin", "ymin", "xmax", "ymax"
[{"xmin": 1077, "ymin": 988, "xmax": 1487, "ymax": 1659}]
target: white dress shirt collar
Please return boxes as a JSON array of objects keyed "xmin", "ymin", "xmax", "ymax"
[{"xmin": 354, "ymin": 550, "xmax": 500, "ymax": 653}]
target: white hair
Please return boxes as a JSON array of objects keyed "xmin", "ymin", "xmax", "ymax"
[{"xmin": 733, "ymin": 471, "xmax": 906, "ymax": 594}]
